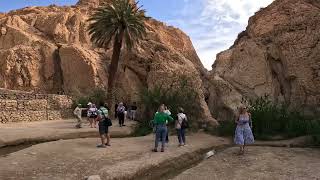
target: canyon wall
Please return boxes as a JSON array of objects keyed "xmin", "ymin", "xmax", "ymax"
[
  {"xmin": 208, "ymin": 0, "xmax": 320, "ymax": 121},
  {"xmin": 0, "ymin": 1, "xmax": 215, "ymax": 124}
]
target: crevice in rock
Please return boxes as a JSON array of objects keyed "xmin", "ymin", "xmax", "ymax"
[
  {"xmin": 52, "ymin": 45, "xmax": 64, "ymax": 94},
  {"xmin": 267, "ymin": 54, "xmax": 292, "ymax": 104}
]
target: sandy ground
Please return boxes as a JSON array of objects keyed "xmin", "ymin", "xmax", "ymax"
[
  {"xmin": 0, "ymin": 133, "xmax": 229, "ymax": 180},
  {"xmin": 173, "ymin": 146, "xmax": 320, "ymax": 180},
  {"xmin": 0, "ymin": 119, "xmax": 135, "ymax": 147}
]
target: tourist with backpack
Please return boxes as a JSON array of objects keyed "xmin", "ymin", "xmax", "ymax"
[
  {"xmin": 117, "ymin": 102, "xmax": 126, "ymax": 127},
  {"xmin": 87, "ymin": 103, "xmax": 98, "ymax": 128},
  {"xmin": 176, "ymin": 107, "xmax": 188, "ymax": 146},
  {"xmin": 152, "ymin": 104, "xmax": 174, "ymax": 152},
  {"xmin": 96, "ymin": 102, "xmax": 112, "ymax": 148}
]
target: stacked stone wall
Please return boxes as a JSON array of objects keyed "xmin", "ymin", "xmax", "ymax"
[{"xmin": 0, "ymin": 92, "xmax": 73, "ymax": 123}]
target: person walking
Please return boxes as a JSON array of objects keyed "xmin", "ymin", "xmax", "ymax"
[
  {"xmin": 164, "ymin": 106, "xmax": 171, "ymax": 144},
  {"xmin": 234, "ymin": 106, "xmax": 254, "ymax": 155},
  {"xmin": 96, "ymin": 102, "xmax": 112, "ymax": 148},
  {"xmin": 117, "ymin": 102, "xmax": 126, "ymax": 127},
  {"xmin": 73, "ymin": 104, "xmax": 82, "ymax": 128},
  {"xmin": 114, "ymin": 103, "xmax": 118, "ymax": 119},
  {"xmin": 152, "ymin": 104, "xmax": 174, "ymax": 152},
  {"xmin": 176, "ymin": 107, "xmax": 188, "ymax": 146},
  {"xmin": 87, "ymin": 103, "xmax": 98, "ymax": 128}
]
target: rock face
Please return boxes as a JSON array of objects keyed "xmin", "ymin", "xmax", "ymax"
[
  {"xmin": 0, "ymin": 1, "xmax": 215, "ymax": 124},
  {"xmin": 208, "ymin": 0, "xmax": 320, "ymax": 121}
]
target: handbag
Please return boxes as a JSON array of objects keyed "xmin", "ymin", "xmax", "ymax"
[
  {"xmin": 105, "ymin": 117, "xmax": 113, "ymax": 127},
  {"xmin": 101, "ymin": 110, "xmax": 112, "ymax": 126}
]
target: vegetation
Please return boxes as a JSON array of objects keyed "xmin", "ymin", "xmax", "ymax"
[
  {"xmin": 133, "ymin": 75, "xmax": 202, "ymax": 136},
  {"xmin": 214, "ymin": 96, "xmax": 320, "ymax": 144},
  {"xmin": 72, "ymin": 88, "xmax": 107, "ymax": 108},
  {"xmin": 87, "ymin": 0, "xmax": 148, "ymax": 109}
]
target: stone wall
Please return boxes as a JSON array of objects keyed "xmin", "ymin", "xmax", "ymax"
[{"xmin": 0, "ymin": 92, "xmax": 73, "ymax": 123}]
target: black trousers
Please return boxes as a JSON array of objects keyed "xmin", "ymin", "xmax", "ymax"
[{"xmin": 118, "ymin": 113, "xmax": 125, "ymax": 125}]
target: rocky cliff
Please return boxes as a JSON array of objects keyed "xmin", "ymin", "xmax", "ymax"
[
  {"xmin": 0, "ymin": 0, "xmax": 214, "ymax": 124},
  {"xmin": 208, "ymin": 0, "xmax": 320, "ymax": 121}
]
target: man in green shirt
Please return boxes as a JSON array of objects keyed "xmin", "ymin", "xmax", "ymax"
[{"xmin": 152, "ymin": 104, "xmax": 174, "ymax": 152}]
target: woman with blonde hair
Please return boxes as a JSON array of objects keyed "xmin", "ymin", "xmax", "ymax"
[
  {"xmin": 234, "ymin": 106, "xmax": 254, "ymax": 155},
  {"xmin": 152, "ymin": 104, "xmax": 174, "ymax": 152}
]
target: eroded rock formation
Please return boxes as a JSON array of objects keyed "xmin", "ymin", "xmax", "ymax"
[
  {"xmin": 208, "ymin": 0, "xmax": 320, "ymax": 121},
  {"xmin": 0, "ymin": 0, "xmax": 215, "ymax": 124}
]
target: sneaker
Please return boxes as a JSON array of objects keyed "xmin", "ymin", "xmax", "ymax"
[
  {"xmin": 122, "ymin": 124, "xmax": 126, "ymax": 126},
  {"xmin": 152, "ymin": 149, "xmax": 158, "ymax": 152},
  {"xmin": 97, "ymin": 144, "xmax": 106, "ymax": 148},
  {"xmin": 105, "ymin": 143, "xmax": 111, "ymax": 146}
]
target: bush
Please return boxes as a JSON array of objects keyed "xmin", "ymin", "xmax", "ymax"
[
  {"xmin": 72, "ymin": 88, "xmax": 107, "ymax": 108},
  {"xmin": 135, "ymin": 74, "xmax": 202, "ymax": 136},
  {"xmin": 248, "ymin": 96, "xmax": 320, "ymax": 140},
  {"xmin": 132, "ymin": 120, "xmax": 153, "ymax": 137},
  {"xmin": 214, "ymin": 96, "xmax": 320, "ymax": 144}
]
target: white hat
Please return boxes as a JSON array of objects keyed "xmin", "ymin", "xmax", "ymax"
[{"xmin": 87, "ymin": 102, "xmax": 92, "ymax": 106}]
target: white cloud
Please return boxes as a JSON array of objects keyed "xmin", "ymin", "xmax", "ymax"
[{"xmin": 168, "ymin": 0, "xmax": 274, "ymax": 70}]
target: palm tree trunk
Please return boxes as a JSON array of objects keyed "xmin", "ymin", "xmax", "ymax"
[{"xmin": 106, "ymin": 30, "xmax": 124, "ymax": 116}]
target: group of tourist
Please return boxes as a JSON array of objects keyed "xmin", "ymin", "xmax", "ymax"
[
  {"xmin": 152, "ymin": 104, "xmax": 189, "ymax": 152},
  {"xmin": 73, "ymin": 101, "xmax": 254, "ymax": 154},
  {"xmin": 73, "ymin": 102, "xmax": 137, "ymax": 129}
]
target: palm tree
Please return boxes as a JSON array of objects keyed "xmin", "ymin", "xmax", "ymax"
[{"xmin": 87, "ymin": 0, "xmax": 148, "ymax": 108}]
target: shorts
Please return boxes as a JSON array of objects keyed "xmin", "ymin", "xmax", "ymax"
[
  {"xmin": 89, "ymin": 115, "xmax": 97, "ymax": 118},
  {"xmin": 99, "ymin": 121, "xmax": 109, "ymax": 135}
]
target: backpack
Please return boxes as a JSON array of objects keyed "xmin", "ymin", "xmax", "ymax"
[
  {"xmin": 181, "ymin": 116, "xmax": 189, "ymax": 129},
  {"xmin": 100, "ymin": 108, "xmax": 112, "ymax": 126}
]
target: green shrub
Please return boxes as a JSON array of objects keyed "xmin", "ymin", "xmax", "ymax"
[
  {"xmin": 216, "ymin": 120, "xmax": 236, "ymax": 137},
  {"xmin": 248, "ymin": 96, "xmax": 320, "ymax": 140},
  {"xmin": 132, "ymin": 120, "xmax": 153, "ymax": 137},
  {"xmin": 214, "ymin": 96, "xmax": 320, "ymax": 144},
  {"xmin": 72, "ymin": 88, "xmax": 107, "ymax": 108}
]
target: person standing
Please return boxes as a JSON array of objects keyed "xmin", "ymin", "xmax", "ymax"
[
  {"xmin": 96, "ymin": 102, "xmax": 111, "ymax": 148},
  {"xmin": 176, "ymin": 107, "xmax": 188, "ymax": 146},
  {"xmin": 164, "ymin": 106, "xmax": 171, "ymax": 144},
  {"xmin": 73, "ymin": 104, "xmax": 82, "ymax": 128},
  {"xmin": 130, "ymin": 102, "xmax": 137, "ymax": 120},
  {"xmin": 117, "ymin": 102, "xmax": 126, "ymax": 127},
  {"xmin": 87, "ymin": 103, "xmax": 98, "ymax": 128},
  {"xmin": 114, "ymin": 103, "xmax": 118, "ymax": 119},
  {"xmin": 234, "ymin": 106, "xmax": 254, "ymax": 155},
  {"xmin": 152, "ymin": 104, "xmax": 174, "ymax": 152},
  {"xmin": 124, "ymin": 103, "xmax": 128, "ymax": 121}
]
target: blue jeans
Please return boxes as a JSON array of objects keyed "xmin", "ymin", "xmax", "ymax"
[
  {"xmin": 155, "ymin": 125, "xmax": 167, "ymax": 149},
  {"xmin": 177, "ymin": 128, "xmax": 186, "ymax": 144}
]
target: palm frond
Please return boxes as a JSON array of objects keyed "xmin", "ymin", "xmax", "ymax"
[{"xmin": 87, "ymin": 0, "xmax": 148, "ymax": 49}]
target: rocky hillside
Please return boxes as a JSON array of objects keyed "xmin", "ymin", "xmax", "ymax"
[
  {"xmin": 0, "ymin": 0, "xmax": 215, "ymax": 124},
  {"xmin": 208, "ymin": 0, "xmax": 320, "ymax": 121}
]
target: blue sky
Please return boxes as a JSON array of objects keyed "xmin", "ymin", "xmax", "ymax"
[{"xmin": 0, "ymin": 0, "xmax": 273, "ymax": 69}]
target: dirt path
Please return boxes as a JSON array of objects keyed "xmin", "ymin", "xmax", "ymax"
[
  {"xmin": 0, "ymin": 119, "xmax": 135, "ymax": 147},
  {"xmin": 173, "ymin": 146, "xmax": 320, "ymax": 180},
  {"xmin": 0, "ymin": 133, "xmax": 230, "ymax": 180}
]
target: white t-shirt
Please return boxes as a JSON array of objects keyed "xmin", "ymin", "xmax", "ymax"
[{"xmin": 176, "ymin": 113, "xmax": 187, "ymax": 129}]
